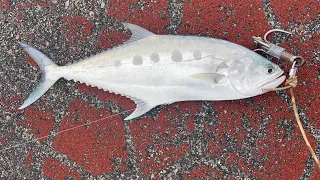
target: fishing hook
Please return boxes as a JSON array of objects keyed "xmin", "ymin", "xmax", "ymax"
[
  {"xmin": 263, "ymin": 29, "xmax": 292, "ymax": 43},
  {"xmin": 252, "ymin": 29, "xmax": 305, "ymax": 66}
]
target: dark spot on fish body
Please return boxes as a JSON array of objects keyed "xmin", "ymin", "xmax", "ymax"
[
  {"xmin": 216, "ymin": 62, "xmax": 228, "ymax": 71},
  {"xmin": 193, "ymin": 49, "xmax": 202, "ymax": 59},
  {"xmin": 213, "ymin": 74, "xmax": 226, "ymax": 83},
  {"xmin": 133, "ymin": 55, "xmax": 143, "ymax": 65},
  {"xmin": 150, "ymin": 52, "xmax": 160, "ymax": 62},
  {"xmin": 171, "ymin": 50, "xmax": 183, "ymax": 62}
]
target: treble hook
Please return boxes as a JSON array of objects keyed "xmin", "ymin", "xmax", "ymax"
[
  {"xmin": 252, "ymin": 29, "xmax": 305, "ymax": 66},
  {"xmin": 263, "ymin": 29, "xmax": 292, "ymax": 43}
]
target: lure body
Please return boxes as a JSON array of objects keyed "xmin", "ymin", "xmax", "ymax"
[{"xmin": 18, "ymin": 23, "xmax": 285, "ymax": 120}]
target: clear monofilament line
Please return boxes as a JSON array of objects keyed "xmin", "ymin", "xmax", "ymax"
[{"xmin": 0, "ymin": 108, "xmax": 135, "ymax": 153}]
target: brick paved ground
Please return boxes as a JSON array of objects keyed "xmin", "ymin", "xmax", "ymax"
[{"xmin": 0, "ymin": 0, "xmax": 319, "ymax": 179}]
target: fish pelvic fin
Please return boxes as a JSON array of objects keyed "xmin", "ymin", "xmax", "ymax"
[
  {"xmin": 124, "ymin": 98, "xmax": 157, "ymax": 120},
  {"xmin": 191, "ymin": 73, "xmax": 227, "ymax": 84},
  {"xmin": 17, "ymin": 42, "xmax": 60, "ymax": 109}
]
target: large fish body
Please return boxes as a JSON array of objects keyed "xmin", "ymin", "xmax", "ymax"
[{"xmin": 18, "ymin": 23, "xmax": 285, "ymax": 120}]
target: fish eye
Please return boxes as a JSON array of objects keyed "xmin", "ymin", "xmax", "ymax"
[{"xmin": 266, "ymin": 65, "xmax": 275, "ymax": 74}]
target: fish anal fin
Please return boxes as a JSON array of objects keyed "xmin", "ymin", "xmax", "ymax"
[
  {"xmin": 124, "ymin": 98, "xmax": 157, "ymax": 120},
  {"xmin": 191, "ymin": 73, "xmax": 226, "ymax": 84},
  {"xmin": 122, "ymin": 23, "xmax": 154, "ymax": 44}
]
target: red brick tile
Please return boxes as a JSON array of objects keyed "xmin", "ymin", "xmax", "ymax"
[
  {"xmin": 107, "ymin": 0, "xmax": 170, "ymax": 34},
  {"xmin": 23, "ymin": 107, "xmax": 54, "ymax": 141},
  {"xmin": 97, "ymin": 28, "xmax": 130, "ymax": 50},
  {"xmin": 43, "ymin": 158, "xmax": 81, "ymax": 179},
  {"xmin": 61, "ymin": 16, "xmax": 94, "ymax": 46},
  {"xmin": 184, "ymin": 165, "xmax": 219, "ymax": 179},
  {"xmin": 179, "ymin": 1, "xmax": 269, "ymax": 47},
  {"xmin": 129, "ymin": 103, "xmax": 200, "ymax": 176},
  {"xmin": 270, "ymin": 0, "xmax": 319, "ymax": 26},
  {"xmin": 24, "ymin": 150, "xmax": 33, "ymax": 170},
  {"xmin": 52, "ymin": 99, "xmax": 128, "ymax": 175}
]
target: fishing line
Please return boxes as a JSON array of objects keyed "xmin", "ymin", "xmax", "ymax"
[
  {"xmin": 289, "ymin": 88, "xmax": 320, "ymax": 170},
  {"xmin": 263, "ymin": 62, "xmax": 320, "ymax": 170},
  {"xmin": 0, "ymin": 108, "xmax": 135, "ymax": 153},
  {"xmin": 255, "ymin": 28, "xmax": 320, "ymax": 170}
]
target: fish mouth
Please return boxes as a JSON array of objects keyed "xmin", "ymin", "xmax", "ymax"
[{"xmin": 257, "ymin": 73, "xmax": 286, "ymax": 89}]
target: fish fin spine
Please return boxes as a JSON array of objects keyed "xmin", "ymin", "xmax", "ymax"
[
  {"xmin": 124, "ymin": 98, "xmax": 157, "ymax": 120},
  {"xmin": 122, "ymin": 23, "xmax": 155, "ymax": 44}
]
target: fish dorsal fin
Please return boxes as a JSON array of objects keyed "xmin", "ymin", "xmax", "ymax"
[
  {"xmin": 122, "ymin": 23, "xmax": 154, "ymax": 44},
  {"xmin": 124, "ymin": 98, "xmax": 157, "ymax": 120},
  {"xmin": 191, "ymin": 73, "xmax": 227, "ymax": 84}
]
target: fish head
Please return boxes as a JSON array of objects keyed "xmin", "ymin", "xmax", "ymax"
[{"xmin": 229, "ymin": 53, "xmax": 285, "ymax": 96}]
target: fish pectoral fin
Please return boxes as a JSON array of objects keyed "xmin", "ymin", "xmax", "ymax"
[
  {"xmin": 191, "ymin": 73, "xmax": 226, "ymax": 84},
  {"xmin": 122, "ymin": 23, "xmax": 155, "ymax": 44},
  {"xmin": 124, "ymin": 98, "xmax": 157, "ymax": 120}
]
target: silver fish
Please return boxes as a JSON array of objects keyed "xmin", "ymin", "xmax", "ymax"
[{"xmin": 17, "ymin": 23, "xmax": 285, "ymax": 120}]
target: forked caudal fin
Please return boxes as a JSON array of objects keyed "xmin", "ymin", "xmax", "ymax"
[
  {"xmin": 17, "ymin": 23, "xmax": 157, "ymax": 119},
  {"xmin": 17, "ymin": 42, "xmax": 60, "ymax": 109}
]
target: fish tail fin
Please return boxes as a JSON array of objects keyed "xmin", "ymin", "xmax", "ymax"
[{"xmin": 17, "ymin": 42, "xmax": 60, "ymax": 109}]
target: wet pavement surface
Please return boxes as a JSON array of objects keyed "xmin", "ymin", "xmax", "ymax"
[{"xmin": 0, "ymin": 0, "xmax": 319, "ymax": 179}]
